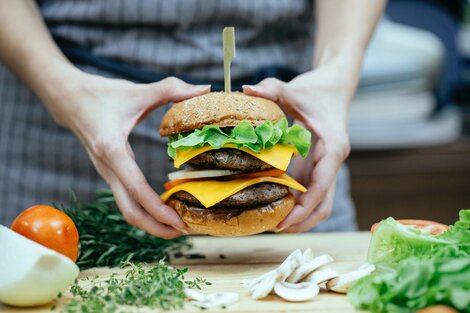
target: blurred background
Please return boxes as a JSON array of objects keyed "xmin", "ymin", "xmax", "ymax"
[{"xmin": 348, "ymin": 0, "xmax": 470, "ymax": 229}]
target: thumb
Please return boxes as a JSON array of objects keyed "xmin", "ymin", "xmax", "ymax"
[
  {"xmin": 242, "ymin": 78, "xmax": 285, "ymax": 103},
  {"xmin": 134, "ymin": 77, "xmax": 210, "ymax": 124},
  {"xmin": 150, "ymin": 76, "xmax": 211, "ymax": 106}
]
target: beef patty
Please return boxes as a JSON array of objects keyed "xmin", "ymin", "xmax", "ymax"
[
  {"xmin": 172, "ymin": 183, "xmax": 288, "ymax": 208},
  {"xmin": 186, "ymin": 148, "xmax": 272, "ymax": 172}
]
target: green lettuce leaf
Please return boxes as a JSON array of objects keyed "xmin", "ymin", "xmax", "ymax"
[
  {"xmin": 439, "ymin": 209, "xmax": 470, "ymax": 244},
  {"xmin": 167, "ymin": 118, "xmax": 311, "ymax": 159},
  {"xmin": 280, "ymin": 124, "xmax": 312, "ymax": 158},
  {"xmin": 367, "ymin": 210, "xmax": 470, "ymax": 266},
  {"xmin": 348, "ymin": 257, "xmax": 470, "ymax": 313},
  {"xmin": 350, "ymin": 209, "xmax": 470, "ymax": 313}
]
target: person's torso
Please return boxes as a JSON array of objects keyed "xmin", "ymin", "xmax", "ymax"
[{"xmin": 39, "ymin": 0, "xmax": 314, "ymax": 81}]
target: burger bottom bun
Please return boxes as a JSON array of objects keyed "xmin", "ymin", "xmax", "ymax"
[{"xmin": 167, "ymin": 193, "xmax": 295, "ymax": 237}]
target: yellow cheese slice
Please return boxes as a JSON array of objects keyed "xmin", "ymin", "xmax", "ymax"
[
  {"xmin": 161, "ymin": 173, "xmax": 306, "ymax": 208},
  {"xmin": 173, "ymin": 144, "xmax": 296, "ymax": 171}
]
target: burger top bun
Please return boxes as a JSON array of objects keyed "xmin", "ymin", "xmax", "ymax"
[{"xmin": 160, "ymin": 92, "xmax": 286, "ymax": 137}]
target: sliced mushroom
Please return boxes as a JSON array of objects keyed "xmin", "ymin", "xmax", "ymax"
[
  {"xmin": 250, "ymin": 272, "xmax": 277, "ymax": 300},
  {"xmin": 185, "ymin": 288, "xmax": 239, "ymax": 308},
  {"xmin": 185, "ymin": 288, "xmax": 206, "ymax": 302},
  {"xmin": 274, "ymin": 282, "xmax": 320, "ymax": 302},
  {"xmin": 303, "ymin": 268, "xmax": 339, "ymax": 284},
  {"xmin": 326, "ymin": 263, "xmax": 376, "ymax": 293},
  {"xmin": 286, "ymin": 254, "xmax": 334, "ymax": 283},
  {"xmin": 242, "ymin": 270, "xmax": 275, "ymax": 290},
  {"xmin": 301, "ymin": 248, "xmax": 315, "ymax": 262},
  {"xmin": 358, "ymin": 262, "xmax": 375, "ymax": 271},
  {"xmin": 276, "ymin": 249, "xmax": 303, "ymax": 281},
  {"xmin": 243, "ymin": 249, "xmax": 302, "ymax": 290},
  {"xmin": 245, "ymin": 249, "xmax": 304, "ymax": 299}
]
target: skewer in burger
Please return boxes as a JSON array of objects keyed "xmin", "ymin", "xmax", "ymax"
[{"xmin": 160, "ymin": 92, "xmax": 311, "ymax": 236}]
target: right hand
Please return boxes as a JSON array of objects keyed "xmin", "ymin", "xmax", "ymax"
[{"xmin": 46, "ymin": 69, "xmax": 210, "ymax": 239}]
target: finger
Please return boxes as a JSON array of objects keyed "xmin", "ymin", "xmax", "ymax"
[
  {"xmin": 298, "ymin": 142, "xmax": 342, "ymax": 204},
  {"xmin": 110, "ymin": 178, "xmax": 184, "ymax": 239},
  {"xmin": 277, "ymin": 149, "xmax": 340, "ymax": 230},
  {"xmin": 145, "ymin": 77, "xmax": 211, "ymax": 106},
  {"xmin": 282, "ymin": 185, "xmax": 336, "ymax": 233},
  {"xmin": 243, "ymin": 80, "xmax": 312, "ymax": 127},
  {"xmin": 276, "ymin": 187, "xmax": 326, "ymax": 232},
  {"xmin": 134, "ymin": 77, "xmax": 211, "ymax": 123},
  {"xmin": 88, "ymin": 153, "xmax": 184, "ymax": 238},
  {"xmin": 103, "ymin": 143, "xmax": 187, "ymax": 230},
  {"xmin": 126, "ymin": 141, "xmax": 135, "ymax": 159},
  {"xmin": 242, "ymin": 78, "xmax": 284, "ymax": 102}
]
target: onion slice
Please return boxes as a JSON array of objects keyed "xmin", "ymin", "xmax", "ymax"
[{"xmin": 168, "ymin": 169, "xmax": 240, "ymax": 180}]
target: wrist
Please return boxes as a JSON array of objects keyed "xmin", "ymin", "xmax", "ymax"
[
  {"xmin": 313, "ymin": 50, "xmax": 364, "ymax": 102},
  {"xmin": 29, "ymin": 58, "xmax": 91, "ymax": 127},
  {"xmin": 34, "ymin": 60, "xmax": 85, "ymax": 109}
]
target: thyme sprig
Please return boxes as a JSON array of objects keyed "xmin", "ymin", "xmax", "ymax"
[
  {"xmin": 55, "ymin": 190, "xmax": 190, "ymax": 269},
  {"xmin": 58, "ymin": 261, "xmax": 211, "ymax": 312}
]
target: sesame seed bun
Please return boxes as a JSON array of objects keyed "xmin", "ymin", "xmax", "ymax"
[{"xmin": 160, "ymin": 92, "xmax": 285, "ymax": 136}]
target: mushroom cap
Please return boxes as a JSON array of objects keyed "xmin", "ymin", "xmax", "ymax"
[
  {"xmin": 303, "ymin": 268, "xmax": 339, "ymax": 284},
  {"xmin": 286, "ymin": 254, "xmax": 334, "ymax": 283},
  {"xmin": 185, "ymin": 289, "xmax": 239, "ymax": 308},
  {"xmin": 274, "ymin": 282, "xmax": 320, "ymax": 302},
  {"xmin": 326, "ymin": 263, "xmax": 376, "ymax": 293}
]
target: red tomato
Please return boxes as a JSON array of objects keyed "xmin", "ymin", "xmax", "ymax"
[
  {"xmin": 11, "ymin": 205, "xmax": 79, "ymax": 262},
  {"xmin": 164, "ymin": 178, "xmax": 199, "ymax": 190},
  {"xmin": 371, "ymin": 219, "xmax": 448, "ymax": 235}
]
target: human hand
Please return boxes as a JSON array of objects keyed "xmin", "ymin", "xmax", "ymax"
[
  {"xmin": 46, "ymin": 70, "xmax": 210, "ymax": 238},
  {"xmin": 243, "ymin": 66, "xmax": 352, "ymax": 233}
]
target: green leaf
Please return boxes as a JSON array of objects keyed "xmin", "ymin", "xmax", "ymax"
[
  {"xmin": 349, "ymin": 209, "xmax": 470, "ymax": 313},
  {"xmin": 268, "ymin": 118, "xmax": 287, "ymax": 147},
  {"xmin": 170, "ymin": 131, "xmax": 206, "ymax": 149},
  {"xmin": 168, "ymin": 118, "xmax": 311, "ymax": 159},
  {"xmin": 349, "ymin": 257, "xmax": 470, "ymax": 313},
  {"xmin": 229, "ymin": 121, "xmax": 258, "ymax": 145},
  {"xmin": 280, "ymin": 124, "xmax": 312, "ymax": 158},
  {"xmin": 438, "ymin": 209, "xmax": 470, "ymax": 247},
  {"xmin": 367, "ymin": 213, "xmax": 470, "ymax": 266},
  {"xmin": 62, "ymin": 261, "xmax": 211, "ymax": 313},
  {"xmin": 254, "ymin": 121, "xmax": 274, "ymax": 149}
]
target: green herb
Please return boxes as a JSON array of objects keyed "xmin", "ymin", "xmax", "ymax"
[
  {"xmin": 185, "ymin": 277, "xmax": 212, "ymax": 290},
  {"xmin": 167, "ymin": 118, "xmax": 312, "ymax": 159},
  {"xmin": 60, "ymin": 261, "xmax": 211, "ymax": 313},
  {"xmin": 349, "ymin": 209, "xmax": 470, "ymax": 313},
  {"xmin": 348, "ymin": 257, "xmax": 470, "ymax": 313},
  {"xmin": 55, "ymin": 190, "xmax": 190, "ymax": 269}
]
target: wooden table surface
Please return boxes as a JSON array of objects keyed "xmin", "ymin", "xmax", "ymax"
[{"xmin": 0, "ymin": 232, "xmax": 371, "ymax": 313}]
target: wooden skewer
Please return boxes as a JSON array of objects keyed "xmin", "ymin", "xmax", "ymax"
[{"xmin": 223, "ymin": 27, "xmax": 235, "ymax": 93}]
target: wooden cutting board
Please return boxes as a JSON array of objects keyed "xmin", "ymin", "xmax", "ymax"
[{"xmin": 0, "ymin": 232, "xmax": 371, "ymax": 313}]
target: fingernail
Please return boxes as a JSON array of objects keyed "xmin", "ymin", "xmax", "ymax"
[
  {"xmin": 192, "ymin": 84, "xmax": 211, "ymax": 92},
  {"xmin": 174, "ymin": 226, "xmax": 189, "ymax": 235},
  {"xmin": 242, "ymin": 85, "xmax": 256, "ymax": 91},
  {"xmin": 274, "ymin": 225, "xmax": 288, "ymax": 233}
]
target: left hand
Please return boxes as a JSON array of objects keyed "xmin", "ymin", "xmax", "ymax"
[{"xmin": 243, "ymin": 66, "xmax": 352, "ymax": 232}]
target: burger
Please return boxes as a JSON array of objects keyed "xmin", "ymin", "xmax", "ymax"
[{"xmin": 160, "ymin": 92, "xmax": 311, "ymax": 236}]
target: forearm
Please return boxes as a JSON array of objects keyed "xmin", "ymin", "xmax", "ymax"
[
  {"xmin": 0, "ymin": 0, "xmax": 80, "ymax": 106},
  {"xmin": 313, "ymin": 0, "xmax": 386, "ymax": 100}
]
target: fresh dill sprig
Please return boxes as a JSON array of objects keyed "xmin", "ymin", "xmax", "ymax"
[
  {"xmin": 55, "ymin": 190, "xmax": 191, "ymax": 269},
  {"xmin": 58, "ymin": 261, "xmax": 211, "ymax": 312}
]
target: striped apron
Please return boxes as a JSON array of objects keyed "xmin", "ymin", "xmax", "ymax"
[{"xmin": 0, "ymin": 0, "xmax": 357, "ymax": 231}]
